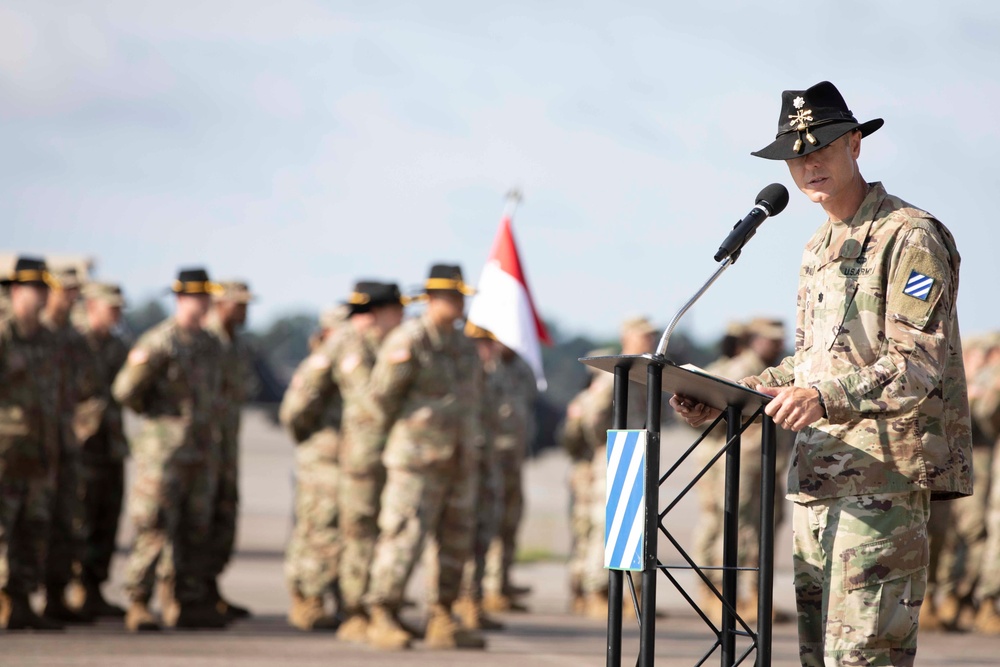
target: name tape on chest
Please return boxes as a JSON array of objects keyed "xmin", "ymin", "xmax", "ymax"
[{"xmin": 902, "ymin": 270, "xmax": 934, "ymax": 301}]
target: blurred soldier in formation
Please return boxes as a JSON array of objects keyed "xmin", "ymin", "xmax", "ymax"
[
  {"xmin": 455, "ymin": 324, "xmax": 503, "ymax": 631},
  {"xmin": 202, "ymin": 280, "xmax": 259, "ymax": 620},
  {"xmin": 561, "ymin": 348, "xmax": 613, "ymax": 614},
  {"xmin": 279, "ymin": 292, "xmax": 357, "ymax": 631},
  {"xmin": 481, "ymin": 343, "xmax": 537, "ymax": 613},
  {"xmin": 40, "ymin": 266, "xmax": 97, "ymax": 624},
  {"xmin": 364, "ymin": 264, "xmax": 486, "ymax": 651},
  {"xmin": 579, "ymin": 316, "xmax": 657, "ymax": 619},
  {"xmin": 68, "ymin": 282, "xmax": 129, "ymax": 619},
  {"xmin": 330, "ymin": 282, "xmax": 407, "ymax": 642},
  {"xmin": 113, "ymin": 268, "xmax": 227, "ymax": 631},
  {"xmin": 971, "ymin": 334, "xmax": 1000, "ymax": 633},
  {"xmin": 0, "ymin": 258, "xmax": 63, "ymax": 630},
  {"xmin": 691, "ymin": 317, "xmax": 792, "ymax": 623}
]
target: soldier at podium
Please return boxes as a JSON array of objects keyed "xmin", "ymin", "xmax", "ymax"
[{"xmin": 672, "ymin": 81, "xmax": 972, "ymax": 667}]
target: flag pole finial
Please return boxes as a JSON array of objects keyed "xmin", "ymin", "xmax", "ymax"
[{"xmin": 503, "ymin": 187, "xmax": 523, "ymax": 219}]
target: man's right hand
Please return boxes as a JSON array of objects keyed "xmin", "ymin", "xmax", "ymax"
[{"xmin": 669, "ymin": 394, "xmax": 722, "ymax": 428}]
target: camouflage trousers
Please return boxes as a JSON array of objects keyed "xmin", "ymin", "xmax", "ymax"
[
  {"xmin": 366, "ymin": 454, "xmax": 478, "ymax": 610},
  {"xmin": 928, "ymin": 445, "xmax": 992, "ymax": 602},
  {"xmin": 338, "ymin": 466, "xmax": 385, "ymax": 612},
  {"xmin": 462, "ymin": 444, "xmax": 501, "ymax": 601},
  {"xmin": 0, "ymin": 472, "xmax": 51, "ymax": 595},
  {"xmin": 46, "ymin": 445, "xmax": 86, "ymax": 590},
  {"xmin": 974, "ymin": 441, "xmax": 1000, "ymax": 600},
  {"xmin": 583, "ymin": 445, "xmax": 608, "ymax": 595},
  {"xmin": 123, "ymin": 454, "xmax": 216, "ymax": 604},
  {"xmin": 483, "ymin": 446, "xmax": 524, "ymax": 597},
  {"xmin": 284, "ymin": 459, "xmax": 340, "ymax": 599},
  {"xmin": 206, "ymin": 430, "xmax": 240, "ymax": 580},
  {"xmin": 793, "ymin": 491, "xmax": 930, "ymax": 667},
  {"xmin": 78, "ymin": 457, "xmax": 124, "ymax": 586},
  {"xmin": 567, "ymin": 460, "xmax": 593, "ymax": 597}
]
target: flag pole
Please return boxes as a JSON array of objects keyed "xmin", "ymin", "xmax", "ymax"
[{"xmin": 503, "ymin": 187, "xmax": 523, "ymax": 221}]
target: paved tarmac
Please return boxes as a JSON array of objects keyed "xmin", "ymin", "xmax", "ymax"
[{"xmin": 5, "ymin": 410, "xmax": 1000, "ymax": 666}]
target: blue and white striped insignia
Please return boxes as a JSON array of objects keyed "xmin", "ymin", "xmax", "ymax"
[
  {"xmin": 604, "ymin": 430, "xmax": 645, "ymax": 572},
  {"xmin": 903, "ymin": 269, "xmax": 934, "ymax": 301}
]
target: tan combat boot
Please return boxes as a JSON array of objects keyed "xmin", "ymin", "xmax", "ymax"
[
  {"xmin": 366, "ymin": 604, "xmax": 412, "ymax": 650},
  {"xmin": 0, "ymin": 590, "xmax": 11, "ymax": 629},
  {"xmin": 125, "ymin": 600, "xmax": 161, "ymax": 632},
  {"xmin": 936, "ymin": 592, "xmax": 962, "ymax": 630},
  {"xmin": 919, "ymin": 594, "xmax": 944, "ymax": 632},
  {"xmin": 287, "ymin": 591, "xmax": 338, "ymax": 631},
  {"xmin": 974, "ymin": 599, "xmax": 1000, "ymax": 635},
  {"xmin": 454, "ymin": 596, "xmax": 504, "ymax": 631},
  {"xmin": 157, "ymin": 579, "xmax": 179, "ymax": 628},
  {"xmin": 482, "ymin": 592, "xmax": 527, "ymax": 613},
  {"xmin": 335, "ymin": 610, "xmax": 370, "ymax": 643},
  {"xmin": 583, "ymin": 592, "xmax": 608, "ymax": 621},
  {"xmin": 424, "ymin": 604, "xmax": 486, "ymax": 649}
]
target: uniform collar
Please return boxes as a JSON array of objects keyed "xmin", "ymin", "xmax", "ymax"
[{"xmin": 815, "ymin": 182, "xmax": 886, "ymax": 268}]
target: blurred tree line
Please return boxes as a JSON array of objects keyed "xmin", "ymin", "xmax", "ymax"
[{"xmin": 123, "ymin": 301, "xmax": 715, "ymax": 455}]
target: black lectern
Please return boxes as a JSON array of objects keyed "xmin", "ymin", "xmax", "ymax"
[{"xmin": 580, "ymin": 353, "xmax": 779, "ymax": 667}]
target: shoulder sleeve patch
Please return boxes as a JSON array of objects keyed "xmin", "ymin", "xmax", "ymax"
[{"xmin": 890, "ymin": 248, "xmax": 947, "ymax": 331}]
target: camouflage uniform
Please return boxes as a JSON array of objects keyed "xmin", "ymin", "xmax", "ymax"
[
  {"xmin": 204, "ymin": 315, "xmax": 258, "ymax": 586},
  {"xmin": 40, "ymin": 312, "xmax": 97, "ymax": 598},
  {"xmin": 330, "ymin": 324, "xmax": 387, "ymax": 615},
  {"xmin": 0, "ymin": 318, "xmax": 61, "ymax": 601},
  {"xmin": 972, "ymin": 361, "xmax": 1000, "ymax": 604},
  {"xmin": 112, "ymin": 318, "xmax": 222, "ymax": 607},
  {"xmin": 483, "ymin": 352, "xmax": 537, "ymax": 601},
  {"xmin": 744, "ymin": 183, "xmax": 971, "ymax": 666},
  {"xmin": 365, "ymin": 313, "xmax": 484, "ymax": 611},
  {"xmin": 75, "ymin": 319, "xmax": 129, "ymax": 593},
  {"xmin": 280, "ymin": 336, "xmax": 344, "ymax": 603}
]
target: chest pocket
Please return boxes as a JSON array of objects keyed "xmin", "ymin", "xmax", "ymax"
[{"xmin": 813, "ymin": 263, "xmax": 861, "ymax": 353}]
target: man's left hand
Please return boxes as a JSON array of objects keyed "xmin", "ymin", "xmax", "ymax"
[{"xmin": 756, "ymin": 385, "xmax": 824, "ymax": 431}]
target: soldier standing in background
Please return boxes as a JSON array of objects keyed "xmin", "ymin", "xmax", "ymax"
[
  {"xmin": 332, "ymin": 282, "xmax": 407, "ymax": 642},
  {"xmin": 482, "ymin": 344, "xmax": 537, "ymax": 613},
  {"xmin": 203, "ymin": 281, "xmax": 259, "ymax": 620},
  {"xmin": 113, "ymin": 268, "xmax": 227, "ymax": 631},
  {"xmin": 39, "ymin": 266, "xmax": 96, "ymax": 624},
  {"xmin": 455, "ymin": 324, "xmax": 504, "ymax": 632},
  {"xmin": 364, "ymin": 264, "xmax": 485, "ymax": 651},
  {"xmin": 280, "ymin": 291, "xmax": 354, "ymax": 632},
  {"xmin": 69, "ymin": 282, "xmax": 129, "ymax": 619},
  {"xmin": 0, "ymin": 258, "xmax": 63, "ymax": 630},
  {"xmin": 691, "ymin": 317, "xmax": 792, "ymax": 623},
  {"xmin": 562, "ymin": 349, "xmax": 613, "ymax": 614},
  {"xmin": 580, "ymin": 316, "xmax": 657, "ymax": 620}
]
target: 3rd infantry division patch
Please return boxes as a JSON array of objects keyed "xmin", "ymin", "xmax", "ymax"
[{"xmin": 903, "ymin": 270, "xmax": 934, "ymax": 301}]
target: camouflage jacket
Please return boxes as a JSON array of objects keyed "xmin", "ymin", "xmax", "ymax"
[
  {"xmin": 493, "ymin": 353, "xmax": 537, "ymax": 453},
  {"xmin": 42, "ymin": 313, "xmax": 99, "ymax": 451},
  {"xmin": 0, "ymin": 317, "xmax": 62, "ymax": 476},
  {"xmin": 278, "ymin": 332, "xmax": 344, "ymax": 464},
  {"xmin": 329, "ymin": 324, "xmax": 386, "ymax": 474},
  {"xmin": 562, "ymin": 383, "xmax": 598, "ymax": 463},
  {"xmin": 111, "ymin": 319, "xmax": 223, "ymax": 464},
  {"xmin": 370, "ymin": 313, "xmax": 484, "ymax": 469},
  {"xmin": 74, "ymin": 326, "xmax": 129, "ymax": 462},
  {"xmin": 970, "ymin": 362, "xmax": 1000, "ymax": 444},
  {"xmin": 745, "ymin": 183, "xmax": 972, "ymax": 501},
  {"xmin": 206, "ymin": 317, "xmax": 258, "ymax": 445}
]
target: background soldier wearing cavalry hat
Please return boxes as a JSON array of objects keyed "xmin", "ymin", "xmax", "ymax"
[
  {"xmin": 364, "ymin": 263, "xmax": 487, "ymax": 651},
  {"xmin": 112, "ymin": 268, "xmax": 227, "ymax": 631},
  {"xmin": 199, "ymin": 280, "xmax": 259, "ymax": 621},
  {"xmin": 69, "ymin": 282, "xmax": 130, "ymax": 620},
  {"xmin": 0, "ymin": 257, "xmax": 63, "ymax": 630},
  {"xmin": 331, "ymin": 281, "xmax": 407, "ymax": 642},
  {"xmin": 673, "ymin": 81, "xmax": 972, "ymax": 667}
]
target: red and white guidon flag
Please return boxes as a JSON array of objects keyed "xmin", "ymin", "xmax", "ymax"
[{"xmin": 468, "ymin": 215, "xmax": 552, "ymax": 389}]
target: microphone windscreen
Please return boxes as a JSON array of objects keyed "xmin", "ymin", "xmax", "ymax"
[{"xmin": 756, "ymin": 183, "xmax": 790, "ymax": 216}]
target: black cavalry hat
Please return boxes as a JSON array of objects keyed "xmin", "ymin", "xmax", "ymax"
[
  {"xmin": 344, "ymin": 281, "xmax": 409, "ymax": 314},
  {"xmin": 1, "ymin": 256, "xmax": 55, "ymax": 288},
  {"xmin": 423, "ymin": 264, "xmax": 475, "ymax": 296},
  {"xmin": 752, "ymin": 81, "xmax": 883, "ymax": 160},
  {"xmin": 170, "ymin": 267, "xmax": 220, "ymax": 295}
]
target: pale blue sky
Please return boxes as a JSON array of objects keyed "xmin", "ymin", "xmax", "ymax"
[{"xmin": 2, "ymin": 1, "xmax": 998, "ymax": 344}]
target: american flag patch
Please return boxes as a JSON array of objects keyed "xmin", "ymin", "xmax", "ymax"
[{"xmin": 903, "ymin": 270, "xmax": 934, "ymax": 301}]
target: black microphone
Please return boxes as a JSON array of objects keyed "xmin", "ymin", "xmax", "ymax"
[{"xmin": 713, "ymin": 183, "xmax": 790, "ymax": 263}]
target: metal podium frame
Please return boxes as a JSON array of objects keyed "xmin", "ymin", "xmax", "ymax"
[{"xmin": 581, "ymin": 353, "xmax": 779, "ymax": 667}]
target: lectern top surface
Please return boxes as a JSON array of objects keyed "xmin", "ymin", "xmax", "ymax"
[{"xmin": 579, "ymin": 353, "xmax": 772, "ymax": 419}]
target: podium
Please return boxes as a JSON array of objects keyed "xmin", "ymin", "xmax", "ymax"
[{"xmin": 580, "ymin": 353, "xmax": 779, "ymax": 667}]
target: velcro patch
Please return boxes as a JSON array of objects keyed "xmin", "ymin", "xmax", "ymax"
[{"xmin": 890, "ymin": 248, "xmax": 946, "ymax": 331}]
